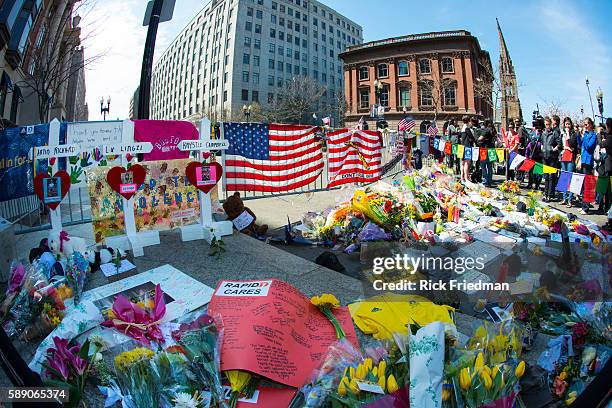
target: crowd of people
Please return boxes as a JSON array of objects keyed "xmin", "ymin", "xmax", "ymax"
[{"xmin": 436, "ymin": 114, "xmax": 612, "ymax": 217}]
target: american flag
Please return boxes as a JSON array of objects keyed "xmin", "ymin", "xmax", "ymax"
[
  {"xmin": 327, "ymin": 129, "xmax": 382, "ymax": 187},
  {"xmin": 427, "ymin": 123, "xmax": 439, "ymax": 136},
  {"xmin": 398, "ymin": 116, "xmax": 416, "ymax": 131},
  {"xmin": 223, "ymin": 122, "xmax": 323, "ymax": 192}
]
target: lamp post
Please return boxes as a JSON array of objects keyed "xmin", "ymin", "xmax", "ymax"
[
  {"xmin": 585, "ymin": 76, "xmax": 596, "ymax": 119},
  {"xmin": 100, "ymin": 97, "xmax": 110, "ymax": 120},
  {"xmin": 596, "ymin": 88, "xmax": 604, "ymax": 124},
  {"xmin": 242, "ymin": 104, "xmax": 252, "ymax": 121}
]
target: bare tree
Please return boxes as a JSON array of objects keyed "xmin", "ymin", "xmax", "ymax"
[
  {"xmin": 268, "ymin": 76, "xmax": 325, "ymax": 124},
  {"xmin": 17, "ymin": 0, "xmax": 104, "ymax": 122},
  {"xmin": 416, "ymin": 60, "xmax": 456, "ymax": 123},
  {"xmin": 539, "ymin": 97, "xmax": 568, "ymax": 119},
  {"xmin": 473, "ymin": 63, "xmax": 502, "ymax": 122}
]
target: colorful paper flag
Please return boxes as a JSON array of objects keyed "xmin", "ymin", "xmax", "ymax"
[
  {"xmin": 533, "ymin": 163, "xmax": 544, "ymax": 175},
  {"xmin": 518, "ymin": 159, "xmax": 535, "ymax": 172},
  {"xmin": 555, "ymin": 171, "xmax": 572, "ymax": 192},
  {"xmin": 542, "ymin": 165, "xmax": 558, "ymax": 174},
  {"xmin": 583, "ymin": 174, "xmax": 597, "ymax": 203},
  {"xmin": 433, "ymin": 138, "xmax": 440, "ymax": 150},
  {"xmin": 457, "ymin": 145, "xmax": 465, "ymax": 159},
  {"xmin": 472, "ymin": 147, "xmax": 480, "ymax": 161},
  {"xmin": 595, "ymin": 176, "xmax": 609, "ymax": 194},
  {"xmin": 439, "ymin": 140, "xmax": 446, "ymax": 153},
  {"xmin": 452, "ymin": 144, "xmax": 458, "ymax": 156},
  {"xmin": 464, "ymin": 146, "xmax": 472, "ymax": 160},
  {"xmin": 495, "ymin": 148, "xmax": 505, "ymax": 162},
  {"xmin": 568, "ymin": 173, "xmax": 585, "ymax": 195},
  {"xmin": 479, "ymin": 148, "xmax": 488, "ymax": 161},
  {"xmin": 509, "ymin": 153, "xmax": 525, "ymax": 170},
  {"xmin": 444, "ymin": 143, "xmax": 452, "ymax": 155},
  {"xmin": 487, "ymin": 148, "xmax": 497, "ymax": 162}
]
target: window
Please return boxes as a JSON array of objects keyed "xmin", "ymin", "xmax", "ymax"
[
  {"xmin": 269, "ymin": 59, "xmax": 275, "ymax": 69},
  {"xmin": 377, "ymin": 63, "xmax": 388, "ymax": 78},
  {"xmin": 294, "ymin": 65, "xmax": 299, "ymax": 74},
  {"xmin": 277, "ymin": 78, "xmax": 283, "ymax": 87},
  {"xmin": 286, "ymin": 47, "xmax": 292, "ymax": 57},
  {"xmin": 252, "ymin": 90, "xmax": 259, "ymax": 102},
  {"xmin": 268, "ymin": 75, "xmax": 274, "ymax": 86},
  {"xmin": 278, "ymin": 31, "xmax": 284, "ymax": 40},
  {"xmin": 313, "ymin": 17, "xmax": 318, "ymax": 26},
  {"xmin": 272, "ymin": 1, "xmax": 277, "ymax": 10},
  {"xmin": 398, "ymin": 60, "xmax": 409, "ymax": 76},
  {"xmin": 254, "ymin": 39, "xmax": 261, "ymax": 49},
  {"xmin": 287, "ymin": 20, "xmax": 293, "ymax": 29},
  {"xmin": 295, "ymin": 36, "xmax": 300, "ymax": 46},
  {"xmin": 286, "ymin": 63, "xmax": 292, "ymax": 73},
  {"xmin": 295, "ymin": 23, "xmax": 300, "ymax": 32},
  {"xmin": 242, "ymin": 71, "xmax": 249, "ymax": 82},
  {"xmin": 253, "ymin": 55, "xmax": 260, "ymax": 66},
  {"xmin": 419, "ymin": 81, "xmax": 433, "ymax": 106},
  {"xmin": 279, "ymin": 17, "xmax": 285, "ymax": 26},
  {"xmin": 247, "ymin": 7, "xmax": 253, "ymax": 16},
  {"xmin": 399, "ymin": 86, "xmax": 411, "ymax": 107},
  {"xmin": 441, "ymin": 57, "xmax": 454, "ymax": 73},
  {"xmin": 242, "ymin": 89, "xmax": 249, "ymax": 101},
  {"xmin": 245, "ymin": 21, "xmax": 252, "ymax": 31},
  {"xmin": 269, "ymin": 43, "xmax": 275, "ymax": 53},
  {"xmin": 359, "ymin": 88, "xmax": 370, "ymax": 109},
  {"xmin": 443, "ymin": 83, "xmax": 456, "ymax": 105},
  {"xmin": 379, "ymin": 87, "xmax": 389, "ymax": 107},
  {"xmin": 271, "ymin": 14, "xmax": 276, "ymax": 23},
  {"xmin": 243, "ymin": 53, "xmax": 250, "ymax": 64},
  {"xmin": 244, "ymin": 37, "xmax": 251, "ymax": 47},
  {"xmin": 253, "ymin": 73, "xmax": 259, "ymax": 84},
  {"xmin": 278, "ymin": 45, "xmax": 284, "ymax": 55},
  {"xmin": 280, "ymin": 5, "xmax": 285, "ymax": 12},
  {"xmin": 270, "ymin": 28, "xmax": 276, "ymax": 38},
  {"xmin": 255, "ymin": 24, "xmax": 261, "ymax": 33},
  {"xmin": 418, "ymin": 59, "xmax": 431, "ymax": 74},
  {"xmin": 256, "ymin": 10, "xmax": 262, "ymax": 19},
  {"xmin": 277, "ymin": 61, "xmax": 283, "ymax": 71}
]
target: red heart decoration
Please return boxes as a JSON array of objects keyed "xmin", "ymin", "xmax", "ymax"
[
  {"xmin": 49, "ymin": 157, "xmax": 56, "ymax": 165},
  {"xmin": 126, "ymin": 153, "xmax": 134, "ymax": 162},
  {"xmin": 185, "ymin": 162, "xmax": 223, "ymax": 194},
  {"xmin": 34, "ymin": 171, "xmax": 71, "ymax": 210},
  {"xmin": 106, "ymin": 164, "xmax": 147, "ymax": 199}
]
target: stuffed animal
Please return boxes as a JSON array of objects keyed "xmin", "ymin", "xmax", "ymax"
[
  {"xmin": 83, "ymin": 247, "xmax": 124, "ymax": 272},
  {"xmin": 48, "ymin": 230, "xmax": 87, "ymax": 258},
  {"xmin": 29, "ymin": 238, "xmax": 51, "ymax": 263},
  {"xmin": 222, "ymin": 192, "xmax": 268, "ymax": 236}
]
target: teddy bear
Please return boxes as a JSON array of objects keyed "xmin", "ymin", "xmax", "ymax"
[
  {"xmin": 83, "ymin": 246, "xmax": 124, "ymax": 272},
  {"xmin": 222, "ymin": 192, "xmax": 268, "ymax": 236},
  {"xmin": 48, "ymin": 230, "xmax": 88, "ymax": 258}
]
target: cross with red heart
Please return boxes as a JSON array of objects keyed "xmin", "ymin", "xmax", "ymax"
[
  {"xmin": 185, "ymin": 162, "xmax": 223, "ymax": 194},
  {"xmin": 106, "ymin": 164, "xmax": 147, "ymax": 200},
  {"xmin": 34, "ymin": 171, "xmax": 71, "ymax": 210}
]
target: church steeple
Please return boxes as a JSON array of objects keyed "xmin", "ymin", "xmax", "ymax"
[{"xmin": 497, "ymin": 18, "xmax": 522, "ymax": 128}]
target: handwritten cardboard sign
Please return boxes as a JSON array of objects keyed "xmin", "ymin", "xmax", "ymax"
[{"xmin": 208, "ymin": 279, "xmax": 358, "ymax": 388}]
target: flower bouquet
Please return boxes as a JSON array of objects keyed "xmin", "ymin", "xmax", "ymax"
[
  {"xmin": 498, "ymin": 181, "xmax": 520, "ymax": 199},
  {"xmin": 65, "ymin": 252, "xmax": 90, "ymax": 304},
  {"xmin": 109, "ymin": 347, "xmax": 162, "ymax": 408},
  {"xmin": 172, "ymin": 313, "xmax": 227, "ymax": 408},
  {"xmin": 43, "ymin": 336, "xmax": 101, "ymax": 408},
  {"xmin": 101, "ymin": 283, "xmax": 166, "ymax": 345},
  {"xmin": 311, "ymin": 294, "xmax": 346, "ymax": 340},
  {"xmin": 0, "ymin": 261, "xmax": 26, "ymax": 316}
]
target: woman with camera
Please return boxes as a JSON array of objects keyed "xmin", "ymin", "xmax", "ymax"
[
  {"xmin": 579, "ymin": 117, "xmax": 598, "ymax": 215},
  {"xmin": 560, "ymin": 117, "xmax": 579, "ymax": 207}
]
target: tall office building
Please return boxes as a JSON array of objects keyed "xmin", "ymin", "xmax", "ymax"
[{"xmin": 149, "ymin": 0, "xmax": 362, "ymax": 123}]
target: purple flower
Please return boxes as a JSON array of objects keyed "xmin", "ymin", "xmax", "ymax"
[
  {"xmin": 47, "ymin": 356, "xmax": 70, "ymax": 381},
  {"xmin": 68, "ymin": 354, "xmax": 88, "ymax": 376}
]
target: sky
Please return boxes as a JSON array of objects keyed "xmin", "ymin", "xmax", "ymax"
[{"xmin": 82, "ymin": 0, "xmax": 611, "ymax": 122}]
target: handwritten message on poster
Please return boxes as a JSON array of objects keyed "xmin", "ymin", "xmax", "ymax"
[
  {"xmin": 86, "ymin": 166, "xmax": 125, "ymax": 242},
  {"xmin": 134, "ymin": 159, "xmax": 200, "ymax": 232},
  {"xmin": 66, "ymin": 121, "xmax": 123, "ymax": 186},
  {"xmin": 208, "ymin": 279, "xmax": 358, "ymax": 388}
]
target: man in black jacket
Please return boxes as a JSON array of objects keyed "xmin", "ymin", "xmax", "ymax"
[
  {"xmin": 478, "ymin": 119, "xmax": 495, "ymax": 186},
  {"xmin": 542, "ymin": 116, "xmax": 562, "ymax": 201}
]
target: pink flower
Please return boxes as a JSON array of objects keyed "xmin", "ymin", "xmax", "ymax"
[
  {"xmin": 47, "ymin": 355, "xmax": 70, "ymax": 381},
  {"xmin": 68, "ymin": 354, "xmax": 88, "ymax": 376}
]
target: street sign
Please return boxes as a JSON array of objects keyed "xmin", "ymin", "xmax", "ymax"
[
  {"xmin": 143, "ymin": 0, "xmax": 175, "ymax": 25},
  {"xmin": 177, "ymin": 139, "xmax": 230, "ymax": 151}
]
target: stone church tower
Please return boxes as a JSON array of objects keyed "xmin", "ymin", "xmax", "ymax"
[{"xmin": 497, "ymin": 18, "xmax": 523, "ymax": 129}]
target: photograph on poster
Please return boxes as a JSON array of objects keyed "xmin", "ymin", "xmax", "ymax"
[{"xmin": 43, "ymin": 177, "xmax": 62, "ymax": 203}]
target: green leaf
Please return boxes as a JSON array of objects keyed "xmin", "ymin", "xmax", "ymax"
[{"xmin": 78, "ymin": 338, "xmax": 90, "ymax": 360}]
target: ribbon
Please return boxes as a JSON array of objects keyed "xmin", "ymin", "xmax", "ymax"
[
  {"xmin": 345, "ymin": 141, "xmax": 370, "ymax": 170},
  {"xmin": 59, "ymin": 231, "xmax": 70, "ymax": 253},
  {"xmin": 112, "ymin": 318, "xmax": 163, "ymax": 334}
]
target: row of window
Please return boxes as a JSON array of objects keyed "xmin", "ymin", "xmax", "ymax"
[
  {"xmin": 358, "ymin": 57, "xmax": 455, "ymax": 81},
  {"xmin": 357, "ymin": 84, "xmax": 457, "ymax": 109},
  {"xmin": 270, "ymin": 0, "xmax": 360, "ymax": 37},
  {"xmin": 243, "ymin": 51, "xmax": 342, "ymax": 77}
]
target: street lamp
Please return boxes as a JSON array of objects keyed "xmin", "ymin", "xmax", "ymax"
[
  {"xmin": 242, "ymin": 104, "xmax": 252, "ymax": 121},
  {"xmin": 100, "ymin": 96, "xmax": 110, "ymax": 120},
  {"xmin": 585, "ymin": 76, "xmax": 595, "ymax": 119},
  {"xmin": 373, "ymin": 80, "xmax": 384, "ymax": 119},
  {"xmin": 596, "ymin": 88, "xmax": 604, "ymax": 124}
]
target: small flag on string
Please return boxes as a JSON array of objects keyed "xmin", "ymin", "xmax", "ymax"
[
  {"xmin": 472, "ymin": 147, "xmax": 480, "ymax": 161},
  {"xmin": 543, "ymin": 165, "xmax": 558, "ymax": 174},
  {"xmin": 488, "ymin": 148, "xmax": 498, "ymax": 162},
  {"xmin": 595, "ymin": 176, "xmax": 609, "ymax": 194},
  {"xmin": 452, "ymin": 144, "xmax": 458, "ymax": 156},
  {"xmin": 556, "ymin": 171, "xmax": 572, "ymax": 192},
  {"xmin": 519, "ymin": 159, "xmax": 535, "ymax": 172},
  {"xmin": 569, "ymin": 173, "xmax": 585, "ymax": 195},
  {"xmin": 510, "ymin": 153, "xmax": 525, "ymax": 170},
  {"xmin": 583, "ymin": 174, "xmax": 597, "ymax": 203},
  {"xmin": 479, "ymin": 148, "xmax": 488, "ymax": 161},
  {"xmin": 533, "ymin": 163, "xmax": 544, "ymax": 175},
  {"xmin": 444, "ymin": 142, "xmax": 452, "ymax": 155},
  {"xmin": 495, "ymin": 148, "xmax": 505, "ymax": 162},
  {"xmin": 457, "ymin": 145, "xmax": 465, "ymax": 159},
  {"xmin": 464, "ymin": 146, "xmax": 472, "ymax": 160},
  {"xmin": 433, "ymin": 137, "xmax": 440, "ymax": 150},
  {"xmin": 439, "ymin": 140, "xmax": 446, "ymax": 152}
]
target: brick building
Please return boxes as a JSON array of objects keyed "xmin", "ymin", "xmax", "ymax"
[{"xmin": 340, "ymin": 30, "xmax": 493, "ymax": 132}]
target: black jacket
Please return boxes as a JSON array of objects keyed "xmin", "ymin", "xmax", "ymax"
[
  {"xmin": 602, "ymin": 131, "xmax": 612, "ymax": 174},
  {"xmin": 461, "ymin": 127, "xmax": 476, "ymax": 147},
  {"xmin": 476, "ymin": 128, "xmax": 494, "ymax": 148},
  {"xmin": 542, "ymin": 127, "xmax": 562, "ymax": 160}
]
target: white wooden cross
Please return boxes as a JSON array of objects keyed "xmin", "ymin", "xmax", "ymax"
[{"xmin": 177, "ymin": 117, "xmax": 233, "ymax": 243}]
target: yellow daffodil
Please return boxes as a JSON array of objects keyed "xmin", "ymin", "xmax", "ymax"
[
  {"xmin": 515, "ymin": 361, "xmax": 526, "ymax": 378},
  {"xmin": 387, "ymin": 374, "xmax": 399, "ymax": 393},
  {"xmin": 310, "ymin": 293, "xmax": 340, "ymax": 309},
  {"xmin": 338, "ymin": 380, "xmax": 347, "ymax": 397},
  {"xmin": 474, "ymin": 325, "xmax": 487, "ymax": 340},
  {"xmin": 114, "ymin": 347, "xmax": 155, "ymax": 371},
  {"xmin": 226, "ymin": 370, "xmax": 251, "ymax": 392},
  {"xmin": 348, "ymin": 378, "xmax": 360, "ymax": 395},
  {"xmin": 480, "ymin": 370, "xmax": 493, "ymax": 390},
  {"xmin": 459, "ymin": 368, "xmax": 471, "ymax": 391},
  {"xmin": 378, "ymin": 373, "xmax": 386, "ymax": 392},
  {"xmin": 474, "ymin": 352, "xmax": 485, "ymax": 371}
]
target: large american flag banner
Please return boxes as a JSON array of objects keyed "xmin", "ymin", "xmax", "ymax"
[
  {"xmin": 327, "ymin": 129, "xmax": 382, "ymax": 187},
  {"xmin": 223, "ymin": 122, "xmax": 323, "ymax": 192}
]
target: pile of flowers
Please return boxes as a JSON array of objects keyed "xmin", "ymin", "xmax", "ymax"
[{"xmin": 498, "ymin": 180, "xmax": 520, "ymax": 195}]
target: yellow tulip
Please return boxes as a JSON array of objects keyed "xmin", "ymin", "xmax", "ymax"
[
  {"xmin": 348, "ymin": 378, "xmax": 360, "ymax": 395},
  {"xmin": 442, "ymin": 387, "xmax": 451, "ymax": 401},
  {"xmin": 226, "ymin": 370, "xmax": 251, "ymax": 392},
  {"xmin": 343, "ymin": 366, "xmax": 349, "ymax": 377},
  {"xmin": 364, "ymin": 358, "xmax": 373, "ymax": 371},
  {"xmin": 474, "ymin": 352, "xmax": 485, "ymax": 371},
  {"xmin": 378, "ymin": 373, "xmax": 386, "ymax": 392},
  {"xmin": 459, "ymin": 368, "xmax": 471, "ymax": 391},
  {"xmin": 480, "ymin": 371, "xmax": 493, "ymax": 390},
  {"xmin": 481, "ymin": 365, "xmax": 492, "ymax": 377},
  {"xmin": 378, "ymin": 361, "xmax": 387, "ymax": 377},
  {"xmin": 372, "ymin": 367, "xmax": 378, "ymax": 377},
  {"xmin": 515, "ymin": 361, "xmax": 526, "ymax": 378},
  {"xmin": 356, "ymin": 364, "xmax": 366, "ymax": 380},
  {"xmin": 387, "ymin": 374, "xmax": 399, "ymax": 393},
  {"xmin": 349, "ymin": 366, "xmax": 355, "ymax": 379},
  {"xmin": 475, "ymin": 325, "xmax": 487, "ymax": 339},
  {"xmin": 559, "ymin": 371, "xmax": 567, "ymax": 380},
  {"xmin": 338, "ymin": 380, "xmax": 348, "ymax": 397}
]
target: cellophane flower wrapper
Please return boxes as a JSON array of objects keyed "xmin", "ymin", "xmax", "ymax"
[
  {"xmin": 296, "ymin": 337, "xmax": 362, "ymax": 407},
  {"xmin": 172, "ymin": 313, "xmax": 227, "ymax": 408},
  {"xmin": 409, "ymin": 322, "xmax": 445, "ymax": 408},
  {"xmin": 65, "ymin": 252, "xmax": 90, "ymax": 304},
  {"xmin": 0, "ymin": 261, "xmax": 26, "ymax": 316},
  {"xmin": 477, "ymin": 392, "xmax": 516, "ymax": 408},
  {"xmin": 111, "ymin": 344, "xmax": 162, "ymax": 408},
  {"xmin": 358, "ymin": 222, "xmax": 391, "ymax": 242},
  {"xmin": 150, "ymin": 349, "xmax": 200, "ymax": 407}
]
